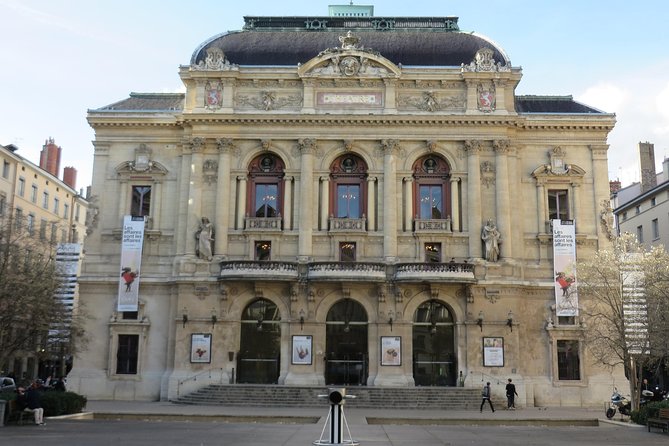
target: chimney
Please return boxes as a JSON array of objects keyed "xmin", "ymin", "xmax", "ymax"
[
  {"xmin": 39, "ymin": 137, "xmax": 62, "ymax": 178},
  {"xmin": 663, "ymin": 157, "xmax": 669, "ymax": 183},
  {"xmin": 609, "ymin": 180, "xmax": 621, "ymax": 195},
  {"xmin": 63, "ymin": 166, "xmax": 77, "ymax": 189},
  {"xmin": 639, "ymin": 142, "xmax": 657, "ymax": 194}
]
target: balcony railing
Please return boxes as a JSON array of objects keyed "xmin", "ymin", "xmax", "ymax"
[
  {"xmin": 245, "ymin": 217, "xmax": 282, "ymax": 231},
  {"xmin": 329, "ymin": 217, "xmax": 366, "ymax": 232},
  {"xmin": 395, "ymin": 262, "xmax": 475, "ymax": 282},
  {"xmin": 219, "ymin": 261, "xmax": 298, "ymax": 280},
  {"xmin": 308, "ymin": 262, "xmax": 386, "ymax": 281},
  {"xmin": 414, "ymin": 218, "xmax": 452, "ymax": 232}
]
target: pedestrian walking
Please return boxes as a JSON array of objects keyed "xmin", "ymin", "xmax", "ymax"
[
  {"xmin": 480, "ymin": 381, "xmax": 495, "ymax": 412},
  {"xmin": 506, "ymin": 378, "xmax": 518, "ymax": 409}
]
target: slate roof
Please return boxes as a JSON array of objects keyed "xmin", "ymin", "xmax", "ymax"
[
  {"xmin": 515, "ymin": 96, "xmax": 605, "ymax": 114},
  {"xmin": 95, "ymin": 93, "xmax": 185, "ymax": 112},
  {"xmin": 191, "ymin": 16, "xmax": 509, "ymax": 67}
]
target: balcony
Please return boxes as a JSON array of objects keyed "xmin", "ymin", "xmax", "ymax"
[
  {"xmin": 414, "ymin": 218, "xmax": 452, "ymax": 233},
  {"xmin": 329, "ymin": 217, "xmax": 366, "ymax": 232},
  {"xmin": 308, "ymin": 262, "xmax": 386, "ymax": 282},
  {"xmin": 219, "ymin": 261, "xmax": 298, "ymax": 281},
  {"xmin": 245, "ymin": 217, "xmax": 282, "ymax": 231},
  {"xmin": 394, "ymin": 262, "xmax": 475, "ymax": 282}
]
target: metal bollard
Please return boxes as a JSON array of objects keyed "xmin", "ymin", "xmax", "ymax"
[{"xmin": 314, "ymin": 388, "xmax": 359, "ymax": 446}]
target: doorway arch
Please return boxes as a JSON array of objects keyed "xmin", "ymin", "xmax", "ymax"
[
  {"xmin": 412, "ymin": 299, "xmax": 457, "ymax": 386},
  {"xmin": 325, "ymin": 299, "xmax": 368, "ymax": 385},
  {"xmin": 238, "ymin": 298, "xmax": 281, "ymax": 384}
]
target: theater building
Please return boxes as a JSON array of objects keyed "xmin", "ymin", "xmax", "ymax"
[{"xmin": 69, "ymin": 12, "xmax": 623, "ymax": 406}]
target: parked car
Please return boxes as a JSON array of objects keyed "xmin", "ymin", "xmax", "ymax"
[{"xmin": 0, "ymin": 376, "xmax": 16, "ymax": 392}]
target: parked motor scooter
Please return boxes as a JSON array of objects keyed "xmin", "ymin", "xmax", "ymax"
[{"xmin": 605, "ymin": 387, "xmax": 631, "ymax": 419}]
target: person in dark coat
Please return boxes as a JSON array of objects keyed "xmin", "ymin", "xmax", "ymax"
[
  {"xmin": 17, "ymin": 381, "xmax": 45, "ymax": 425},
  {"xmin": 506, "ymin": 378, "xmax": 518, "ymax": 409},
  {"xmin": 480, "ymin": 382, "xmax": 495, "ymax": 413}
]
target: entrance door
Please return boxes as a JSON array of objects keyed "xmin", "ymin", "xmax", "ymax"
[
  {"xmin": 238, "ymin": 298, "xmax": 281, "ymax": 384},
  {"xmin": 325, "ymin": 299, "xmax": 368, "ymax": 385},
  {"xmin": 412, "ymin": 300, "xmax": 457, "ymax": 386}
]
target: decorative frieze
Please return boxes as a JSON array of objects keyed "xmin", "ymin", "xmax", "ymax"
[
  {"xmin": 235, "ymin": 90, "xmax": 303, "ymax": 110},
  {"xmin": 397, "ymin": 91, "xmax": 466, "ymax": 112}
]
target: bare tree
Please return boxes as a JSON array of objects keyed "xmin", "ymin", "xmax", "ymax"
[
  {"xmin": 577, "ymin": 232, "xmax": 669, "ymax": 409},
  {"xmin": 0, "ymin": 214, "xmax": 86, "ymax": 377}
]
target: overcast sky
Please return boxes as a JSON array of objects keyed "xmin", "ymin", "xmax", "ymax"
[{"xmin": 1, "ymin": 0, "xmax": 668, "ymax": 190}]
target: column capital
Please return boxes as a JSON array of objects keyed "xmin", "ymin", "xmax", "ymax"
[
  {"xmin": 493, "ymin": 139, "xmax": 511, "ymax": 154},
  {"xmin": 185, "ymin": 136, "xmax": 205, "ymax": 153},
  {"xmin": 463, "ymin": 139, "xmax": 482, "ymax": 155},
  {"xmin": 297, "ymin": 138, "xmax": 319, "ymax": 154},
  {"xmin": 380, "ymin": 139, "xmax": 402, "ymax": 156},
  {"xmin": 216, "ymin": 138, "xmax": 240, "ymax": 156}
]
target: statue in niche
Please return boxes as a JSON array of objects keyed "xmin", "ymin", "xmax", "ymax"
[
  {"xmin": 481, "ymin": 219, "xmax": 501, "ymax": 262},
  {"xmin": 195, "ymin": 217, "xmax": 214, "ymax": 261}
]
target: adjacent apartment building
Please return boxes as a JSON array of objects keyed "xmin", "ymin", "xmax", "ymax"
[
  {"xmin": 611, "ymin": 142, "xmax": 669, "ymax": 249},
  {"xmin": 0, "ymin": 140, "xmax": 88, "ymax": 379},
  {"xmin": 69, "ymin": 9, "xmax": 623, "ymax": 406}
]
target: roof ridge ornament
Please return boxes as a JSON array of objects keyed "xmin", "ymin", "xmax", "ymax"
[
  {"xmin": 193, "ymin": 48, "xmax": 239, "ymax": 71},
  {"xmin": 339, "ymin": 31, "xmax": 361, "ymax": 50},
  {"xmin": 461, "ymin": 47, "xmax": 511, "ymax": 73}
]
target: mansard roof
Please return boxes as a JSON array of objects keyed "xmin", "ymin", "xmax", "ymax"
[
  {"xmin": 95, "ymin": 93, "xmax": 185, "ymax": 112},
  {"xmin": 191, "ymin": 16, "xmax": 510, "ymax": 68},
  {"xmin": 515, "ymin": 96, "xmax": 605, "ymax": 114}
]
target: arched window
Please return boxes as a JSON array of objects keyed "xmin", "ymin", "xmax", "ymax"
[
  {"xmin": 330, "ymin": 154, "xmax": 368, "ymax": 219},
  {"xmin": 248, "ymin": 154, "xmax": 285, "ymax": 218},
  {"xmin": 413, "ymin": 155, "xmax": 451, "ymax": 220}
]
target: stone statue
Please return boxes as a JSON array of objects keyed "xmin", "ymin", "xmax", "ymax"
[
  {"xmin": 481, "ymin": 219, "xmax": 500, "ymax": 262},
  {"xmin": 195, "ymin": 217, "xmax": 214, "ymax": 261}
]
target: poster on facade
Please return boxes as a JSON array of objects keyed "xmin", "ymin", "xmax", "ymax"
[
  {"xmin": 381, "ymin": 336, "xmax": 401, "ymax": 366},
  {"xmin": 483, "ymin": 337, "xmax": 504, "ymax": 367},
  {"xmin": 117, "ymin": 215, "xmax": 146, "ymax": 312},
  {"xmin": 190, "ymin": 333, "xmax": 212, "ymax": 363},
  {"xmin": 291, "ymin": 335, "xmax": 312, "ymax": 365},
  {"xmin": 552, "ymin": 219, "xmax": 579, "ymax": 316}
]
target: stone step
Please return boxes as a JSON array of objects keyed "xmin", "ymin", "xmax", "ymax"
[{"xmin": 173, "ymin": 385, "xmax": 484, "ymax": 409}]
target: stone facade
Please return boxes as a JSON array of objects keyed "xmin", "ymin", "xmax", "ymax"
[{"xmin": 68, "ymin": 15, "xmax": 623, "ymax": 406}]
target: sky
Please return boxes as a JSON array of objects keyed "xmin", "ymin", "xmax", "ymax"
[{"xmin": 1, "ymin": 0, "xmax": 668, "ymax": 191}]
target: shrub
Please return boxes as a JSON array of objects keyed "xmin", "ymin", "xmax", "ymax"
[
  {"xmin": 40, "ymin": 391, "xmax": 87, "ymax": 417},
  {"xmin": 630, "ymin": 400, "xmax": 669, "ymax": 425}
]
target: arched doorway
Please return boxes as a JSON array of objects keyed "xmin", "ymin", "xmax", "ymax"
[
  {"xmin": 325, "ymin": 299, "xmax": 368, "ymax": 385},
  {"xmin": 412, "ymin": 300, "xmax": 457, "ymax": 386},
  {"xmin": 238, "ymin": 298, "xmax": 281, "ymax": 384}
]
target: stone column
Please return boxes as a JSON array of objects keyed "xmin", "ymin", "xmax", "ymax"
[
  {"xmin": 221, "ymin": 78, "xmax": 235, "ymax": 113},
  {"xmin": 382, "ymin": 139, "xmax": 400, "ymax": 262},
  {"xmin": 320, "ymin": 176, "xmax": 329, "ymax": 231},
  {"xmin": 450, "ymin": 177, "xmax": 460, "ymax": 232},
  {"xmin": 571, "ymin": 183, "xmax": 581, "ymax": 232},
  {"xmin": 175, "ymin": 143, "xmax": 192, "ymax": 255},
  {"xmin": 403, "ymin": 177, "xmax": 413, "ymax": 232},
  {"xmin": 536, "ymin": 181, "xmax": 546, "ymax": 233},
  {"xmin": 493, "ymin": 140, "xmax": 512, "ymax": 258},
  {"xmin": 151, "ymin": 179, "xmax": 162, "ymax": 230},
  {"xmin": 298, "ymin": 139, "xmax": 317, "ymax": 261},
  {"xmin": 367, "ymin": 176, "xmax": 376, "ymax": 231},
  {"xmin": 383, "ymin": 79, "xmax": 397, "ymax": 112},
  {"xmin": 302, "ymin": 80, "xmax": 315, "ymax": 113},
  {"xmin": 181, "ymin": 137, "xmax": 204, "ymax": 256},
  {"xmin": 284, "ymin": 176, "xmax": 293, "ymax": 231},
  {"xmin": 215, "ymin": 138, "xmax": 235, "ymax": 256},
  {"xmin": 464, "ymin": 140, "xmax": 483, "ymax": 258},
  {"xmin": 236, "ymin": 177, "xmax": 247, "ymax": 230},
  {"xmin": 118, "ymin": 179, "xmax": 128, "ymax": 218},
  {"xmin": 590, "ymin": 144, "xmax": 610, "ymax": 244}
]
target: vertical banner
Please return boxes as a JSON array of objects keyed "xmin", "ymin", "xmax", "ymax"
[
  {"xmin": 117, "ymin": 215, "xmax": 145, "ymax": 312},
  {"xmin": 552, "ymin": 219, "xmax": 578, "ymax": 316}
]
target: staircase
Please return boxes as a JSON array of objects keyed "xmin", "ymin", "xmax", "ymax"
[{"xmin": 173, "ymin": 385, "xmax": 482, "ymax": 409}]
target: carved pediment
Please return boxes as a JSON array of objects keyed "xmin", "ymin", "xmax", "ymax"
[
  {"xmin": 298, "ymin": 32, "xmax": 400, "ymax": 79},
  {"xmin": 116, "ymin": 145, "xmax": 168, "ymax": 176}
]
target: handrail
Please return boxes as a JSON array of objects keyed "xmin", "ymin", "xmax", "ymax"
[
  {"xmin": 176, "ymin": 367, "xmax": 224, "ymax": 397},
  {"xmin": 470, "ymin": 370, "xmax": 504, "ymax": 386}
]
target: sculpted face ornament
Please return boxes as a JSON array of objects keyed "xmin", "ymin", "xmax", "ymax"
[{"xmin": 339, "ymin": 56, "xmax": 361, "ymax": 76}]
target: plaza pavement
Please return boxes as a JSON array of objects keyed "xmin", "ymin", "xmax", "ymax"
[{"xmin": 3, "ymin": 400, "xmax": 668, "ymax": 446}]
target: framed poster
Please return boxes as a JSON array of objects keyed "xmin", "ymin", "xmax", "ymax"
[
  {"xmin": 483, "ymin": 337, "xmax": 504, "ymax": 367},
  {"xmin": 292, "ymin": 335, "xmax": 312, "ymax": 365},
  {"xmin": 381, "ymin": 336, "xmax": 401, "ymax": 366},
  {"xmin": 190, "ymin": 333, "xmax": 212, "ymax": 363}
]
